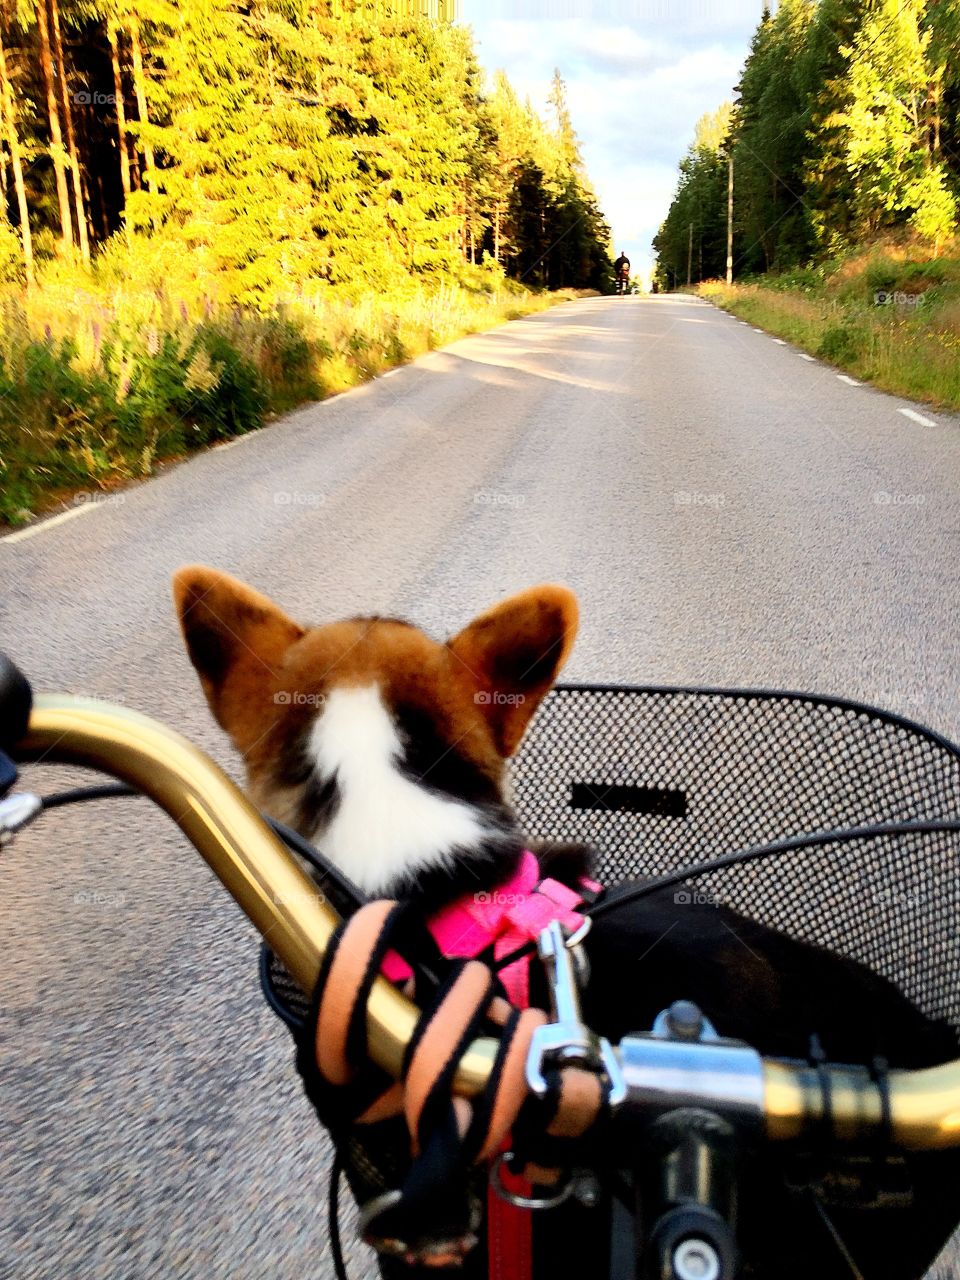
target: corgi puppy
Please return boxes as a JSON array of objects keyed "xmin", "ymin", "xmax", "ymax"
[{"xmin": 172, "ymin": 566, "xmax": 580, "ymax": 908}]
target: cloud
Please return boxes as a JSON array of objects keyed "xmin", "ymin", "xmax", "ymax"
[{"xmin": 461, "ymin": 6, "xmax": 755, "ymax": 274}]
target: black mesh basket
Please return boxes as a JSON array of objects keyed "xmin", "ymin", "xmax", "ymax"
[
  {"xmin": 509, "ymin": 684, "xmax": 960, "ymax": 1036},
  {"xmin": 266, "ymin": 682, "xmax": 960, "ymax": 1035},
  {"xmin": 263, "ymin": 683, "xmax": 960, "ymax": 1280}
]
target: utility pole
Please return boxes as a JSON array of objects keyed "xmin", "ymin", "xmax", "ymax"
[
  {"xmin": 687, "ymin": 222, "xmax": 693, "ymax": 287},
  {"xmin": 726, "ymin": 154, "xmax": 734, "ymax": 285}
]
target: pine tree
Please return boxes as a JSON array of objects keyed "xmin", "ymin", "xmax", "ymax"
[
  {"xmin": 49, "ymin": 0, "xmax": 89, "ymax": 262},
  {"xmin": 732, "ymin": 0, "xmax": 816, "ymax": 273},
  {"xmin": 830, "ymin": 0, "xmax": 957, "ymax": 248},
  {"xmin": 0, "ymin": 0, "xmax": 609, "ymax": 294},
  {"xmin": 35, "ymin": 0, "xmax": 74, "ymax": 252},
  {"xmin": 0, "ymin": 16, "xmax": 33, "ymax": 283},
  {"xmin": 654, "ymin": 105, "xmax": 732, "ymax": 287}
]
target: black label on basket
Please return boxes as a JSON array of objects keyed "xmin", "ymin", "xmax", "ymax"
[{"xmin": 570, "ymin": 783, "xmax": 687, "ymax": 818}]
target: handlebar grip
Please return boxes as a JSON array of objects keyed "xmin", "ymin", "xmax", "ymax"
[{"xmin": 0, "ymin": 652, "xmax": 32, "ymax": 751}]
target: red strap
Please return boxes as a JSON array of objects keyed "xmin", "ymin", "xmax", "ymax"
[{"xmin": 487, "ymin": 1139, "xmax": 533, "ymax": 1280}]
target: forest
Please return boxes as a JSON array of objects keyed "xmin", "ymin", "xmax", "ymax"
[
  {"xmin": 0, "ymin": 1, "xmax": 611, "ymax": 524},
  {"xmin": 655, "ymin": 0, "xmax": 960, "ymax": 285}
]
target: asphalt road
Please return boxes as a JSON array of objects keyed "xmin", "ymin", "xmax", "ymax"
[{"xmin": 2, "ymin": 294, "xmax": 959, "ymax": 1279}]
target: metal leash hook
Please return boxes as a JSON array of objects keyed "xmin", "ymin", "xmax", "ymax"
[
  {"xmin": 526, "ymin": 917, "xmax": 626, "ymax": 1105},
  {"xmin": 492, "ymin": 918, "xmax": 623, "ymax": 1212}
]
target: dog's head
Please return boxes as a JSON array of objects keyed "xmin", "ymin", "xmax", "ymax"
[{"xmin": 172, "ymin": 567, "xmax": 578, "ymax": 901}]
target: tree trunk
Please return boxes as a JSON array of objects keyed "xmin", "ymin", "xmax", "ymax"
[
  {"xmin": 108, "ymin": 20, "xmax": 131, "ymax": 198},
  {"xmin": 494, "ymin": 204, "xmax": 501, "ymax": 264},
  {"xmin": 36, "ymin": 0, "xmax": 74, "ymax": 252},
  {"xmin": 0, "ymin": 28, "xmax": 33, "ymax": 284},
  {"xmin": 128, "ymin": 15, "xmax": 155, "ymax": 191},
  {"xmin": 930, "ymin": 77, "xmax": 942, "ymax": 159},
  {"xmin": 49, "ymin": 0, "xmax": 90, "ymax": 263}
]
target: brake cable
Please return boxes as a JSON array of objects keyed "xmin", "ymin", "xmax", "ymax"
[
  {"xmin": 32, "ymin": 782, "xmax": 367, "ymax": 913},
  {"xmin": 39, "ymin": 782, "xmax": 136, "ymax": 809},
  {"xmin": 32, "ymin": 783, "xmax": 960, "ymax": 986},
  {"xmin": 492, "ymin": 817, "xmax": 960, "ymax": 975}
]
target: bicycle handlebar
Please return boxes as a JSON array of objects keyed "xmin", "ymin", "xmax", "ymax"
[{"xmin": 15, "ymin": 696, "xmax": 960, "ymax": 1150}]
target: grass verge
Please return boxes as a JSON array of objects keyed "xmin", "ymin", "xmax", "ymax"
[
  {"xmin": 698, "ymin": 243, "xmax": 960, "ymax": 413},
  {"xmin": 0, "ymin": 254, "xmax": 582, "ymax": 529}
]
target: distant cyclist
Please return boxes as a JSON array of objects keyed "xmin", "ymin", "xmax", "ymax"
[{"xmin": 614, "ymin": 251, "xmax": 631, "ymax": 294}]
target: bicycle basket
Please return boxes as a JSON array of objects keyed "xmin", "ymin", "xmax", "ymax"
[{"xmin": 510, "ymin": 684, "xmax": 960, "ymax": 1036}]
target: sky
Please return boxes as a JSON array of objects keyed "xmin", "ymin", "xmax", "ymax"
[{"xmin": 458, "ymin": 0, "xmax": 766, "ymax": 283}]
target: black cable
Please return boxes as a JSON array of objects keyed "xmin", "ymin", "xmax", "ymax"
[
  {"xmin": 492, "ymin": 817, "xmax": 960, "ymax": 974},
  {"xmin": 258, "ymin": 943, "xmax": 306, "ymax": 1031},
  {"xmin": 33, "ymin": 781, "xmax": 367, "ymax": 916},
  {"xmin": 40, "ymin": 783, "xmax": 137, "ymax": 809},
  {"xmin": 329, "ymin": 1146, "xmax": 350, "ymax": 1280},
  {"xmin": 263, "ymin": 815, "xmax": 365, "ymax": 918},
  {"xmin": 808, "ymin": 1192, "xmax": 865, "ymax": 1280},
  {"xmin": 808, "ymin": 1032, "xmax": 834, "ymax": 1147},
  {"xmin": 869, "ymin": 1055, "xmax": 892, "ymax": 1149}
]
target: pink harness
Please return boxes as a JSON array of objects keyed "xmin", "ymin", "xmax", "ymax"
[
  {"xmin": 381, "ymin": 851, "xmax": 599, "ymax": 1280},
  {"xmin": 382, "ymin": 850, "xmax": 599, "ymax": 1006}
]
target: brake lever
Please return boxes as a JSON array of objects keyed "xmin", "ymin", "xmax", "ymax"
[{"xmin": 526, "ymin": 918, "xmax": 626, "ymax": 1108}]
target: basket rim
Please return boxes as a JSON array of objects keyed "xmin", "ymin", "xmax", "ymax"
[{"xmin": 550, "ymin": 682, "xmax": 960, "ymax": 764}]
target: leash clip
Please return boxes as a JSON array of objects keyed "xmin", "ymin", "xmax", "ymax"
[{"xmin": 525, "ymin": 919, "xmax": 626, "ymax": 1109}]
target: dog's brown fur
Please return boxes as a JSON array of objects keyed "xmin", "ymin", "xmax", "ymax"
[{"xmin": 173, "ymin": 566, "xmax": 578, "ymax": 863}]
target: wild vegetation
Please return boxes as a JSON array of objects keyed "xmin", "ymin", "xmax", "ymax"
[
  {"xmin": 655, "ymin": 0, "xmax": 960, "ymax": 409},
  {"xmin": 701, "ymin": 247, "xmax": 960, "ymax": 409},
  {"xmin": 0, "ymin": 2, "xmax": 611, "ymax": 525},
  {"xmin": 656, "ymin": 0, "xmax": 960, "ymax": 285}
]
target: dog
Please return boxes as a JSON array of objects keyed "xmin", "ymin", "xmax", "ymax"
[
  {"xmin": 173, "ymin": 566, "xmax": 960, "ymax": 1279},
  {"xmin": 172, "ymin": 565, "xmax": 956, "ymax": 1064}
]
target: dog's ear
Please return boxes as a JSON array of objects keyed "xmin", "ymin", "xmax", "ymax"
[
  {"xmin": 172, "ymin": 565, "xmax": 304, "ymax": 751},
  {"xmin": 449, "ymin": 585, "xmax": 578, "ymax": 757}
]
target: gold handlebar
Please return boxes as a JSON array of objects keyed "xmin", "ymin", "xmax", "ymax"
[
  {"xmin": 18, "ymin": 696, "xmax": 960, "ymax": 1149},
  {"xmin": 21, "ymin": 695, "xmax": 499, "ymax": 1092}
]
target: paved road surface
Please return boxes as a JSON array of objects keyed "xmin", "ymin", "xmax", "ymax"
[{"xmin": 2, "ymin": 295, "xmax": 959, "ymax": 1278}]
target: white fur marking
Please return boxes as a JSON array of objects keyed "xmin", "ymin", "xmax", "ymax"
[{"xmin": 307, "ymin": 684, "xmax": 485, "ymax": 894}]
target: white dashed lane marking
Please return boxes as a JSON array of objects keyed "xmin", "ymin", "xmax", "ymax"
[
  {"xmin": 837, "ymin": 375, "xmax": 861, "ymax": 387},
  {"xmin": 800, "ymin": 354, "xmax": 816, "ymax": 361},
  {"xmin": 1, "ymin": 502, "xmax": 94, "ymax": 544},
  {"xmin": 899, "ymin": 408, "xmax": 936, "ymax": 428}
]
